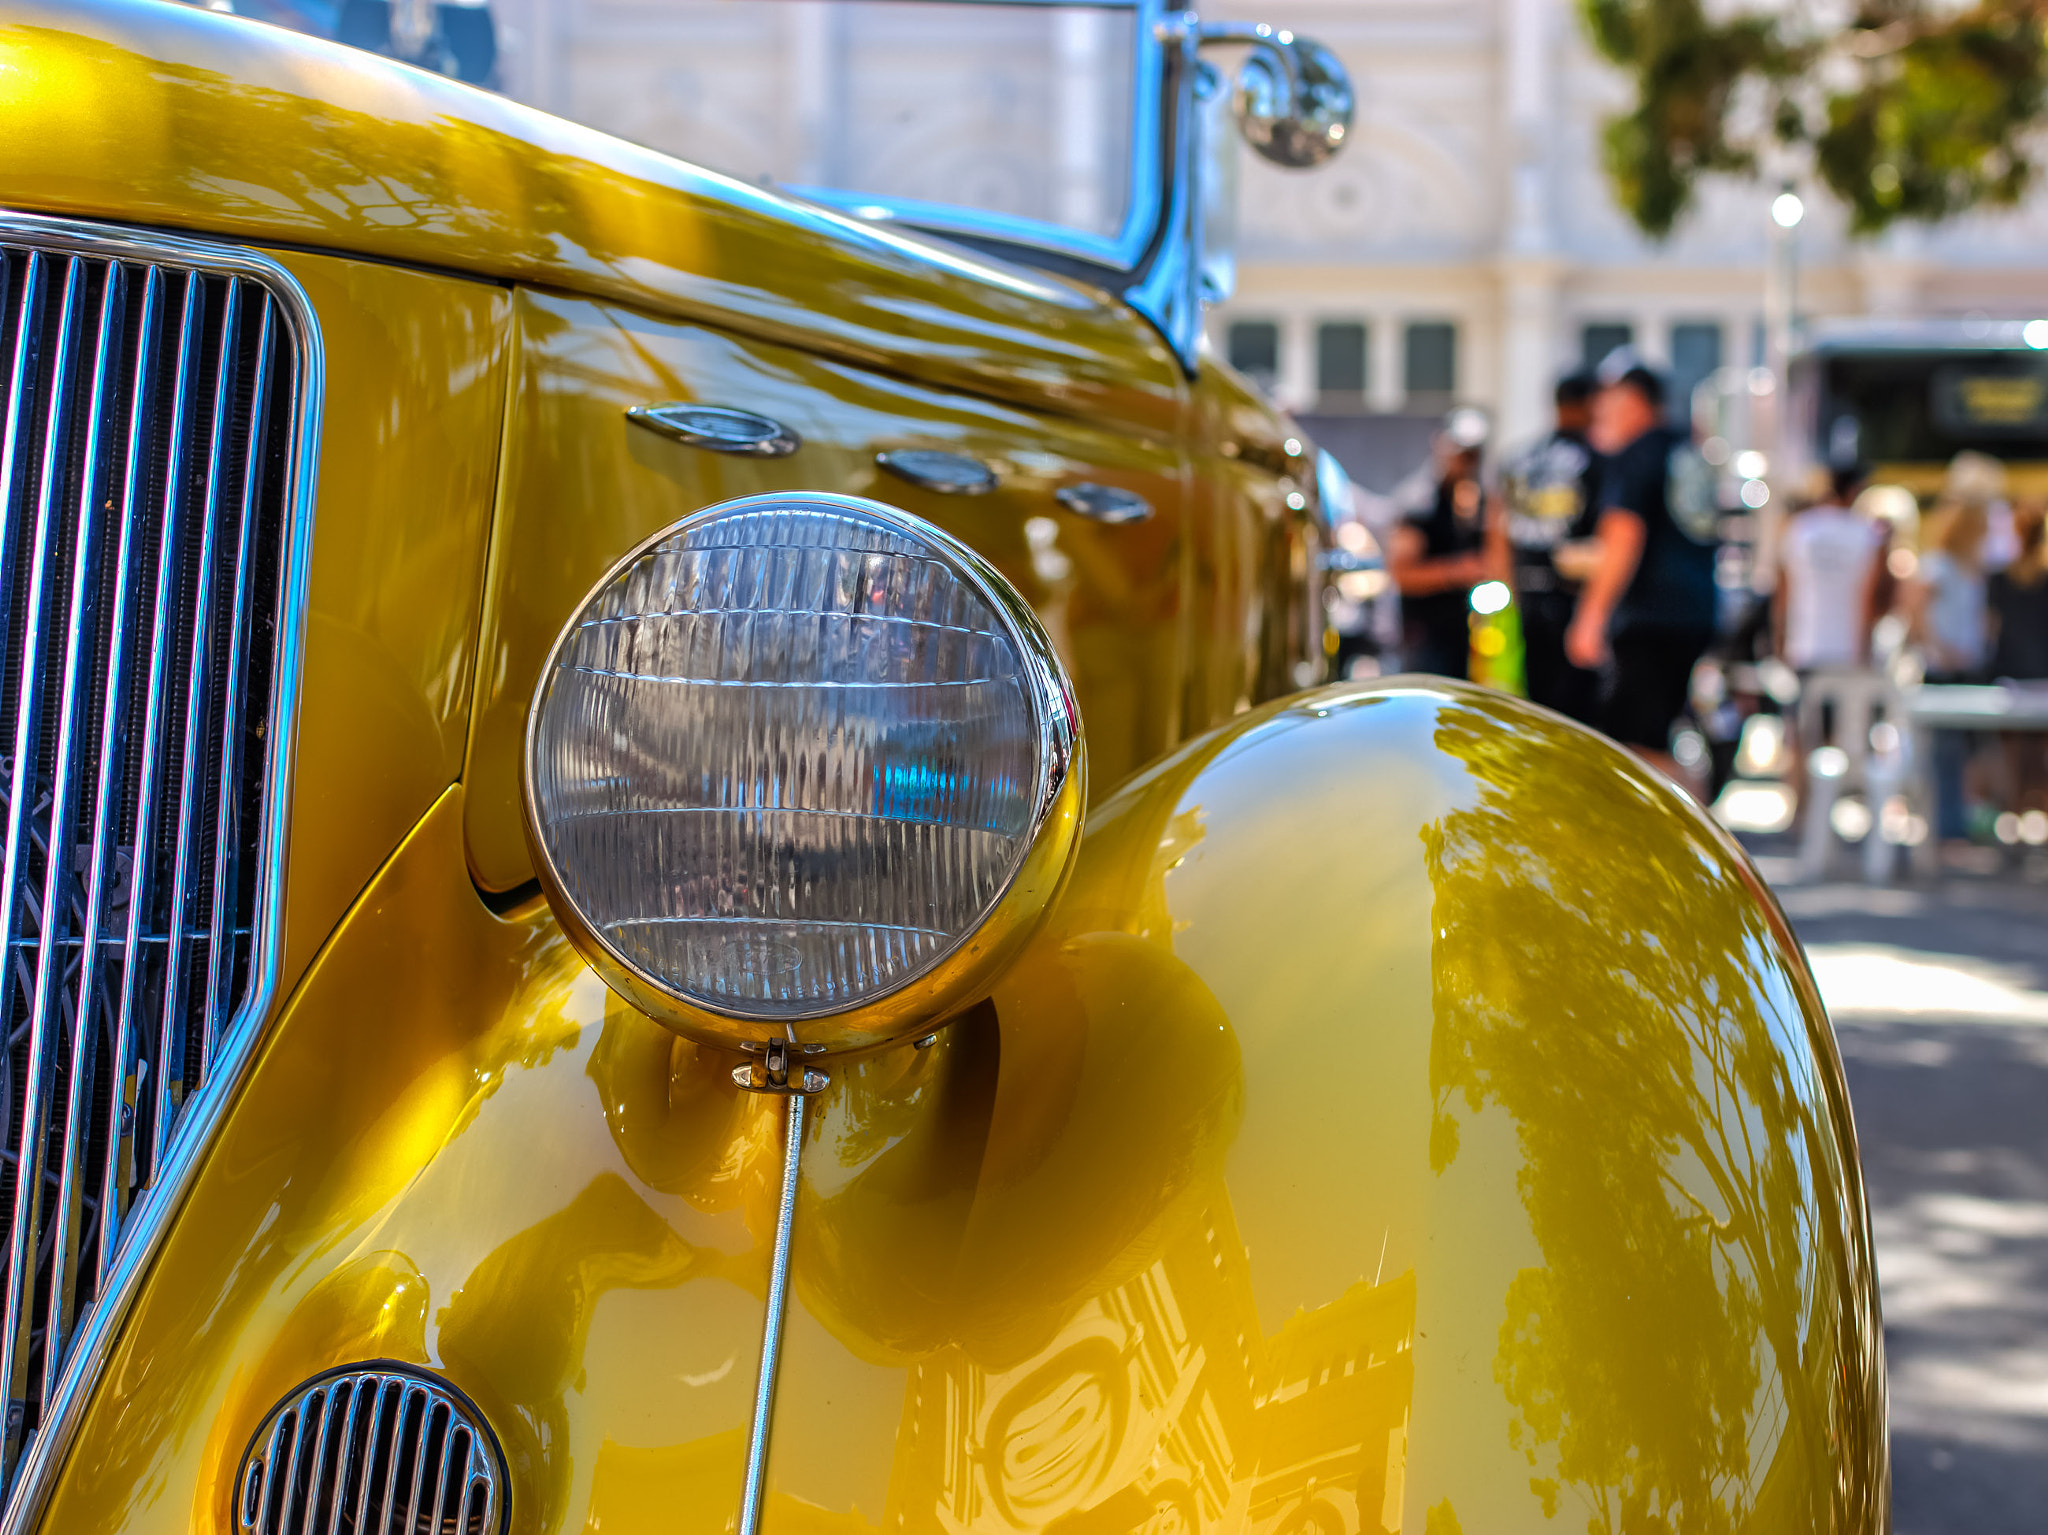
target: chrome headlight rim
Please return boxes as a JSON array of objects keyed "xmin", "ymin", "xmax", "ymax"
[{"xmin": 521, "ymin": 490, "xmax": 1084, "ymax": 1053}]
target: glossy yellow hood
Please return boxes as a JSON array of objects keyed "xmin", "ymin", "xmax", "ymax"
[{"xmin": 0, "ymin": 0, "xmax": 1180, "ymax": 427}]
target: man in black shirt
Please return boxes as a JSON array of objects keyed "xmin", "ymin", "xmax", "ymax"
[
  {"xmin": 1492, "ymin": 372, "xmax": 1602, "ymax": 722},
  {"xmin": 1566, "ymin": 366, "xmax": 1720, "ymax": 786},
  {"xmin": 1390, "ymin": 427, "xmax": 1491, "ymax": 679}
]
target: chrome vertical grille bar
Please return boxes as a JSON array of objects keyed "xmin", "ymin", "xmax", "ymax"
[
  {"xmin": 34, "ymin": 260, "xmax": 129, "ymax": 1402},
  {"xmin": 0, "ymin": 251, "xmax": 33, "ymax": 1427},
  {"xmin": 152, "ymin": 276, "xmax": 241, "ymax": 1168},
  {"xmin": 200, "ymin": 296, "xmax": 275, "ymax": 1073},
  {"xmin": 435, "ymin": 1409, "xmax": 464, "ymax": 1533},
  {"xmin": 377, "ymin": 1385, "xmax": 414, "ymax": 1531},
  {"xmin": 283, "ymin": 1385, "xmax": 326, "ymax": 1534},
  {"xmin": 97, "ymin": 270, "xmax": 198, "ymax": 1285},
  {"xmin": 400, "ymin": 1394, "xmax": 435, "ymax": 1535},
  {"xmin": 0, "ymin": 254, "xmax": 86, "ymax": 1463},
  {"xmin": 348, "ymin": 1378, "xmax": 390, "ymax": 1533},
  {"xmin": 298, "ymin": 1379, "xmax": 337, "ymax": 1533},
  {"xmin": 0, "ymin": 214, "xmax": 321, "ymax": 1523},
  {"xmin": 72, "ymin": 265, "xmax": 162, "ymax": 1297},
  {"xmin": 322, "ymin": 1375, "xmax": 365, "ymax": 1534}
]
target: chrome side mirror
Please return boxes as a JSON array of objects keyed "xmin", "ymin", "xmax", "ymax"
[{"xmin": 1201, "ymin": 25, "xmax": 1355, "ymax": 169}]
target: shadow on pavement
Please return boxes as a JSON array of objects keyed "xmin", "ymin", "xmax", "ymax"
[
  {"xmin": 1833, "ymin": 1016, "xmax": 2048, "ymax": 1535},
  {"xmin": 1777, "ymin": 877, "xmax": 2048, "ymax": 996}
]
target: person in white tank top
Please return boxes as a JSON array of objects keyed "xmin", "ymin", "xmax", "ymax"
[
  {"xmin": 1776, "ymin": 470, "xmax": 1888, "ymax": 830},
  {"xmin": 1777, "ymin": 469, "xmax": 1884, "ymax": 670}
]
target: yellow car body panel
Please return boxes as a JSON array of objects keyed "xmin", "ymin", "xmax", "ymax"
[
  {"xmin": 48, "ymin": 685, "xmax": 1885, "ymax": 1533},
  {"xmin": 267, "ymin": 251, "xmax": 506, "ymax": 1007},
  {"xmin": 0, "ymin": 0, "xmax": 1181, "ymax": 433}
]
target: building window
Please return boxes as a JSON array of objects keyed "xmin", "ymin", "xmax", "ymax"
[
  {"xmin": 1226, "ymin": 320, "xmax": 1280, "ymax": 393},
  {"xmin": 1668, "ymin": 321, "xmax": 1723, "ymax": 427},
  {"xmin": 1403, "ymin": 321, "xmax": 1456, "ymax": 406},
  {"xmin": 1316, "ymin": 321, "xmax": 1369, "ymax": 411},
  {"xmin": 1581, "ymin": 322, "xmax": 1633, "ymax": 372}
]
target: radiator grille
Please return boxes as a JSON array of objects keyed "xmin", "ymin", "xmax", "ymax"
[
  {"xmin": 237, "ymin": 1368, "xmax": 506, "ymax": 1535},
  {"xmin": 0, "ymin": 227, "xmax": 305, "ymax": 1486}
]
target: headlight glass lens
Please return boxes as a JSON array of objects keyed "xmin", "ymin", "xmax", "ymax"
[{"xmin": 530, "ymin": 494, "xmax": 1061, "ymax": 1021}]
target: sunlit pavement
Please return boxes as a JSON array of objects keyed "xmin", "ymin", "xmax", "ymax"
[{"xmin": 1754, "ymin": 848, "xmax": 2048, "ymax": 1533}]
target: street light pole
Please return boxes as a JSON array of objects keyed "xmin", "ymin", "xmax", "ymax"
[
  {"xmin": 1765, "ymin": 182, "xmax": 1804, "ymax": 451},
  {"xmin": 1758, "ymin": 182, "xmax": 1804, "ymax": 574}
]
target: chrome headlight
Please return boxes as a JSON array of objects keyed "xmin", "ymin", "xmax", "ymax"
[{"xmin": 524, "ymin": 492, "xmax": 1083, "ymax": 1055}]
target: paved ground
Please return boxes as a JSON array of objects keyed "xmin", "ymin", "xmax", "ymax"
[{"xmin": 1758, "ymin": 849, "xmax": 2048, "ymax": 1534}]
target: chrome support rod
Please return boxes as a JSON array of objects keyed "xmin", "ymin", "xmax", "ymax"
[{"xmin": 737, "ymin": 1088, "xmax": 808, "ymax": 1535}]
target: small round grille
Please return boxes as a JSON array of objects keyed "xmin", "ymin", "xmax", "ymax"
[{"xmin": 235, "ymin": 1364, "xmax": 506, "ymax": 1535}]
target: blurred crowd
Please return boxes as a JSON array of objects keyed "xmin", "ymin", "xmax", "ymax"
[{"xmin": 1332, "ymin": 356, "xmax": 2048, "ymax": 863}]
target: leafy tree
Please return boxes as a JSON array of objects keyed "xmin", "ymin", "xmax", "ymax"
[{"xmin": 1579, "ymin": 0, "xmax": 2048, "ymax": 235}]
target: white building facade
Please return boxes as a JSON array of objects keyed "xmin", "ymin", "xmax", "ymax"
[{"xmin": 1213, "ymin": 0, "xmax": 2048, "ymax": 476}]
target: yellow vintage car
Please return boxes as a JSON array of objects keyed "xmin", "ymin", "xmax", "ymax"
[{"xmin": 0, "ymin": 1, "xmax": 1884, "ymax": 1532}]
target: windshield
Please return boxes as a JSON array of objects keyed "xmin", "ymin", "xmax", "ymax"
[
  {"xmin": 248, "ymin": 0, "xmax": 1150, "ymax": 262},
  {"xmin": 549, "ymin": 2, "xmax": 1140, "ymax": 251}
]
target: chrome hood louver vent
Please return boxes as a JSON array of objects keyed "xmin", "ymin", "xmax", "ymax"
[
  {"xmin": 237, "ymin": 1366, "xmax": 507, "ymax": 1535},
  {"xmin": 0, "ymin": 214, "xmax": 319, "ymax": 1508}
]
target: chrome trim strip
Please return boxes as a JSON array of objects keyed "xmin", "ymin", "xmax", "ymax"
[
  {"xmin": 1055, "ymin": 481, "xmax": 1154, "ymax": 523},
  {"xmin": 875, "ymin": 447, "xmax": 998, "ymax": 495},
  {"xmin": 737, "ymin": 1090, "xmax": 807, "ymax": 1535},
  {"xmin": 625, "ymin": 402, "xmax": 800, "ymax": 458},
  {"xmin": 0, "ymin": 209, "xmax": 323, "ymax": 1535}
]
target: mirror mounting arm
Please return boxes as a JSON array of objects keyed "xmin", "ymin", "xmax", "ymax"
[
  {"xmin": 1191, "ymin": 20, "xmax": 1304, "ymax": 78},
  {"xmin": 1126, "ymin": 11, "xmax": 1353, "ymax": 371}
]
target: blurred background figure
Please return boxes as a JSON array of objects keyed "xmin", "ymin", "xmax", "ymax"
[
  {"xmin": 1950, "ymin": 450, "xmax": 2020, "ymax": 574},
  {"xmin": 1777, "ymin": 464, "xmax": 1882, "ymax": 680},
  {"xmin": 1388, "ymin": 412, "xmax": 1492, "ymax": 679},
  {"xmin": 1567, "ymin": 363, "xmax": 1721, "ymax": 789},
  {"xmin": 1491, "ymin": 371, "xmax": 1603, "ymax": 723},
  {"xmin": 1991, "ymin": 500, "xmax": 2048, "ymax": 814},
  {"xmin": 1904, "ymin": 493, "xmax": 1992, "ymax": 842},
  {"xmin": 1990, "ymin": 501, "xmax": 2048, "ymax": 686},
  {"xmin": 1777, "ymin": 464, "xmax": 1885, "ymax": 810}
]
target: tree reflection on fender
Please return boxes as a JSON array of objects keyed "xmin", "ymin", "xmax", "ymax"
[{"xmin": 1424, "ymin": 699, "xmax": 1885, "ymax": 1533}]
